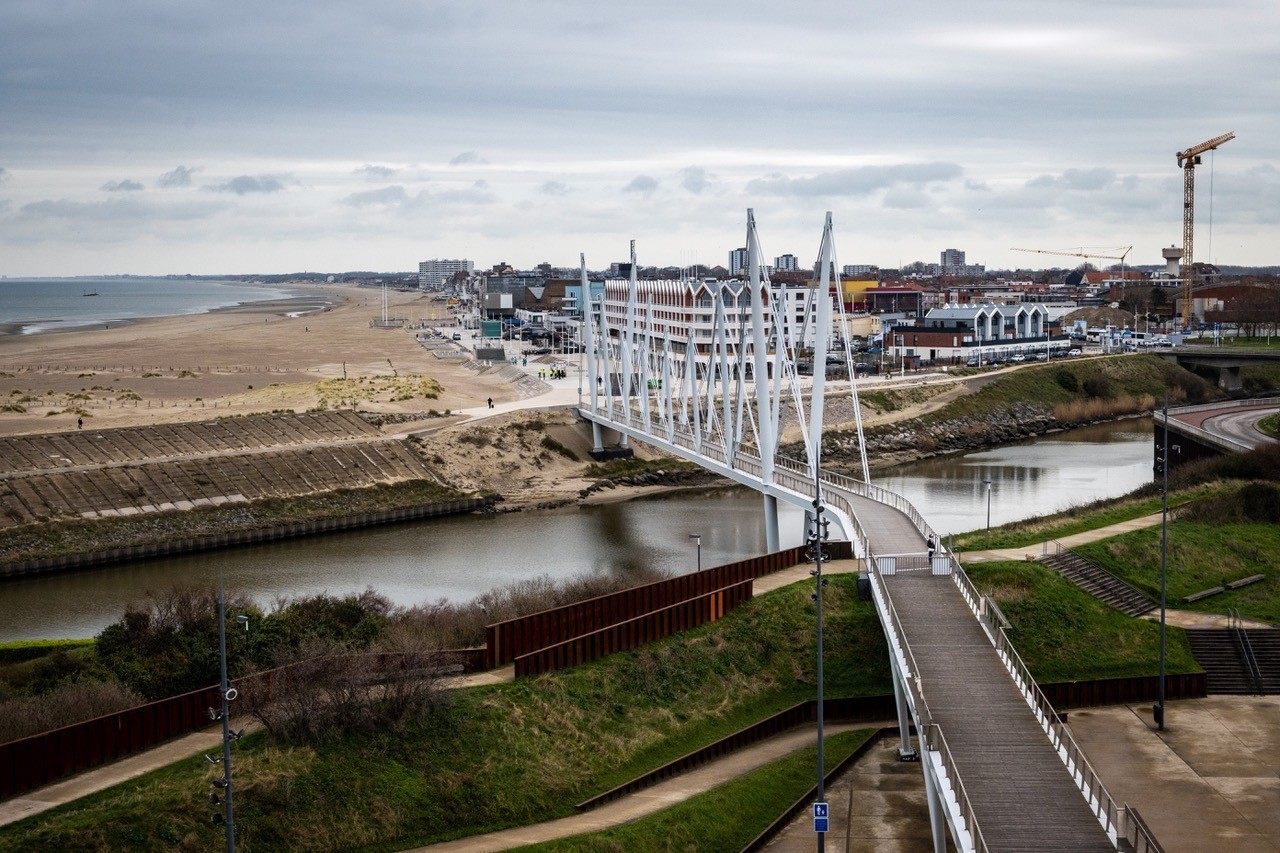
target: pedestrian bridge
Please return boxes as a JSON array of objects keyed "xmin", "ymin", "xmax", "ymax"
[{"xmin": 573, "ymin": 211, "xmax": 1160, "ymax": 851}]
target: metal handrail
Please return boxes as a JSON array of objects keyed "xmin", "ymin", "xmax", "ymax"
[
  {"xmin": 1229, "ymin": 608, "xmax": 1264, "ymax": 694},
  {"xmin": 1120, "ymin": 805, "xmax": 1165, "ymax": 853},
  {"xmin": 992, "ymin": 625, "xmax": 1121, "ymax": 838},
  {"xmin": 924, "ymin": 723, "xmax": 990, "ymax": 853}
]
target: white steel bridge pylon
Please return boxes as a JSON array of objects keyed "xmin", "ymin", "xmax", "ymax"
[{"xmin": 578, "ymin": 210, "xmax": 872, "ymax": 554}]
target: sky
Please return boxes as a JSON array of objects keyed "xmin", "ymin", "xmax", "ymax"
[{"xmin": 2, "ymin": 0, "xmax": 1278, "ymax": 277}]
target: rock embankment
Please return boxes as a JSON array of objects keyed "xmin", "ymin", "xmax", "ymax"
[{"xmin": 820, "ymin": 402, "xmax": 1075, "ymax": 471}]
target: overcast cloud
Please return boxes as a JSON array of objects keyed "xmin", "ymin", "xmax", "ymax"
[{"xmin": 0, "ymin": 0, "xmax": 1276, "ymax": 275}]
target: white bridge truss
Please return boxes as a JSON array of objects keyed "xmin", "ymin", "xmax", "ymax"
[{"xmin": 577, "ymin": 210, "xmax": 872, "ymax": 553}]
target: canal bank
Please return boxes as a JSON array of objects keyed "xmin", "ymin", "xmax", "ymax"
[{"xmin": 0, "ymin": 418, "xmax": 1156, "ymax": 642}]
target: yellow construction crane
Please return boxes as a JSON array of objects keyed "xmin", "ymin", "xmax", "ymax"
[{"xmin": 1176, "ymin": 131, "xmax": 1235, "ymax": 329}]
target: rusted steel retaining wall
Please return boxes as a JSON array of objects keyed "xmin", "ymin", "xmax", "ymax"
[
  {"xmin": 0, "ymin": 684, "xmax": 221, "ymax": 801},
  {"xmin": 1041, "ymin": 672, "xmax": 1206, "ymax": 709},
  {"xmin": 486, "ymin": 542, "xmax": 853, "ymax": 669},
  {"xmin": 0, "ymin": 498, "xmax": 491, "ymax": 579},
  {"xmin": 514, "ymin": 580, "xmax": 754, "ymax": 677},
  {"xmin": 0, "ymin": 646, "xmax": 484, "ymax": 802}
]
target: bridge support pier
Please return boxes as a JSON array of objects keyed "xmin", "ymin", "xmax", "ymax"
[
  {"xmin": 920, "ymin": 751, "xmax": 950, "ymax": 853},
  {"xmin": 590, "ymin": 421, "xmax": 603, "ymax": 454},
  {"xmin": 888, "ymin": 654, "xmax": 918, "ymax": 761},
  {"xmin": 762, "ymin": 494, "xmax": 779, "ymax": 553},
  {"xmin": 1218, "ymin": 365, "xmax": 1243, "ymax": 392}
]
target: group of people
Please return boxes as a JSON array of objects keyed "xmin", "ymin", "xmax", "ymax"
[{"xmin": 538, "ymin": 368, "xmax": 567, "ymax": 380}]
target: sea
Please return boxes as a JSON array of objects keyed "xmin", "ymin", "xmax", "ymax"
[{"xmin": 0, "ymin": 278, "xmax": 306, "ymax": 335}]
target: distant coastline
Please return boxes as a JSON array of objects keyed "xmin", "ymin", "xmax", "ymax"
[{"xmin": 0, "ymin": 278, "xmax": 338, "ymax": 337}]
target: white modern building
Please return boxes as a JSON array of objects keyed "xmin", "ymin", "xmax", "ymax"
[
  {"xmin": 728, "ymin": 248, "xmax": 749, "ymax": 277},
  {"xmin": 418, "ymin": 259, "xmax": 474, "ymax": 291},
  {"xmin": 596, "ymin": 278, "xmax": 834, "ymax": 360},
  {"xmin": 885, "ymin": 304, "xmax": 1068, "ymax": 364}
]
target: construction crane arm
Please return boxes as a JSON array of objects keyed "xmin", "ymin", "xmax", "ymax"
[
  {"xmin": 1010, "ymin": 246, "xmax": 1132, "ymax": 261},
  {"xmin": 1177, "ymin": 132, "xmax": 1235, "ymax": 167}
]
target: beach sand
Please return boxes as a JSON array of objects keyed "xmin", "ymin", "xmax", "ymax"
[{"xmin": 0, "ymin": 284, "xmax": 518, "ymax": 436}]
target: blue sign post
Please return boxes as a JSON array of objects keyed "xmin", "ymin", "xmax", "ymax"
[{"xmin": 813, "ymin": 801, "xmax": 829, "ymax": 834}]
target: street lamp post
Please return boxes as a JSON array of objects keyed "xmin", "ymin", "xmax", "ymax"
[
  {"xmin": 1155, "ymin": 397, "xmax": 1171, "ymax": 731},
  {"xmin": 982, "ymin": 479, "xmax": 993, "ymax": 549},
  {"xmin": 689, "ymin": 533, "xmax": 701, "ymax": 573},
  {"xmin": 806, "ymin": 481, "xmax": 831, "ymax": 853}
]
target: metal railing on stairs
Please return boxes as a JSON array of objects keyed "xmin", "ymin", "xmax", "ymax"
[{"xmin": 1229, "ymin": 608, "xmax": 1264, "ymax": 694}]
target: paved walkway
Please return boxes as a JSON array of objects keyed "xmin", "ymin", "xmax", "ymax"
[
  {"xmin": 407, "ymin": 722, "xmax": 884, "ymax": 852},
  {"xmin": 958, "ymin": 511, "xmax": 1166, "ymax": 564}
]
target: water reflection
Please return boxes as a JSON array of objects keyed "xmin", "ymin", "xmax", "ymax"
[
  {"xmin": 875, "ymin": 419, "xmax": 1153, "ymax": 536},
  {"xmin": 0, "ymin": 419, "xmax": 1152, "ymax": 641}
]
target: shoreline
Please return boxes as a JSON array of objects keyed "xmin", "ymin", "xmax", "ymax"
[{"xmin": 0, "ymin": 282, "xmax": 339, "ymax": 339}]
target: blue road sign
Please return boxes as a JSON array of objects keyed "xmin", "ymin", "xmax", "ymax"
[{"xmin": 813, "ymin": 801, "xmax": 829, "ymax": 833}]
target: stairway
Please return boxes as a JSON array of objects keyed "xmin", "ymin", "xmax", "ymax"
[
  {"xmin": 1040, "ymin": 551, "xmax": 1156, "ymax": 617},
  {"xmin": 1186, "ymin": 628, "xmax": 1280, "ymax": 694}
]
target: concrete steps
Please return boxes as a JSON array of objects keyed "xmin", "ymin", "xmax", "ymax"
[
  {"xmin": 1186, "ymin": 628, "xmax": 1280, "ymax": 694},
  {"xmin": 1040, "ymin": 551, "xmax": 1156, "ymax": 617}
]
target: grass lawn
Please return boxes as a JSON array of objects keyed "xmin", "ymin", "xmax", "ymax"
[
  {"xmin": 950, "ymin": 481, "xmax": 1230, "ymax": 551},
  {"xmin": 517, "ymin": 729, "xmax": 873, "ymax": 853},
  {"xmin": 965, "ymin": 560, "xmax": 1200, "ymax": 682},
  {"xmin": 1074, "ymin": 521, "xmax": 1280, "ymax": 625}
]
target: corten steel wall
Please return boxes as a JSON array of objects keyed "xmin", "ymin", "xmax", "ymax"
[
  {"xmin": 0, "ymin": 683, "xmax": 220, "ymax": 800},
  {"xmin": 1041, "ymin": 672, "xmax": 1206, "ymax": 709},
  {"xmin": 0, "ymin": 647, "xmax": 484, "ymax": 802},
  {"xmin": 514, "ymin": 580, "xmax": 754, "ymax": 677},
  {"xmin": 486, "ymin": 542, "xmax": 853, "ymax": 669}
]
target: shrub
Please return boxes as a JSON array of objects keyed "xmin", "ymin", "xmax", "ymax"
[
  {"xmin": 1053, "ymin": 369, "xmax": 1079, "ymax": 393},
  {"xmin": 1082, "ymin": 375, "xmax": 1115, "ymax": 399},
  {"xmin": 245, "ymin": 637, "xmax": 447, "ymax": 743},
  {"xmin": 0, "ymin": 681, "xmax": 145, "ymax": 744}
]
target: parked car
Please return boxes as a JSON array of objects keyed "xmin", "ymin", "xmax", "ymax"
[{"xmin": 451, "ymin": 332, "xmax": 462, "ymax": 341}]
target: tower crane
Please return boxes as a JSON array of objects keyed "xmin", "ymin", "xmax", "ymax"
[
  {"xmin": 1176, "ymin": 131, "xmax": 1235, "ymax": 329},
  {"xmin": 1010, "ymin": 246, "xmax": 1132, "ymax": 264}
]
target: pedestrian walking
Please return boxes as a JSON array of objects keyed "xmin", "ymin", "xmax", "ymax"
[
  {"xmin": 487, "ymin": 397, "xmax": 494, "ymax": 409},
  {"xmin": 926, "ymin": 534, "xmax": 936, "ymax": 560},
  {"xmin": 77, "ymin": 417, "xmax": 83, "ymax": 429}
]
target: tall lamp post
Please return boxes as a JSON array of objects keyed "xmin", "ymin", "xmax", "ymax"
[
  {"xmin": 689, "ymin": 533, "xmax": 701, "ymax": 572},
  {"xmin": 982, "ymin": 479, "xmax": 993, "ymax": 549},
  {"xmin": 1155, "ymin": 397, "xmax": 1172, "ymax": 731},
  {"xmin": 807, "ymin": 479, "xmax": 831, "ymax": 852}
]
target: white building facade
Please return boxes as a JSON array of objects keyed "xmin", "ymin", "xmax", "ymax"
[{"xmin": 418, "ymin": 259, "xmax": 474, "ymax": 291}]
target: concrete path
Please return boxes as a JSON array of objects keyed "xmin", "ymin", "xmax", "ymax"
[
  {"xmin": 407, "ymin": 721, "xmax": 885, "ymax": 852},
  {"xmin": 958, "ymin": 510, "xmax": 1166, "ymax": 564},
  {"xmin": 1069, "ymin": 696, "xmax": 1280, "ymax": 853}
]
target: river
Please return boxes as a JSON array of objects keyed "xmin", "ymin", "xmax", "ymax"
[{"xmin": 0, "ymin": 419, "xmax": 1153, "ymax": 641}]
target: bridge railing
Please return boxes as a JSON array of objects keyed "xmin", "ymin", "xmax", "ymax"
[
  {"xmin": 1154, "ymin": 409, "xmax": 1253, "ymax": 454},
  {"xmin": 599, "ymin": 406, "xmax": 877, "ymax": 557},
  {"xmin": 949, "ymin": 554, "xmax": 1126, "ymax": 844},
  {"xmin": 922, "ymin": 723, "xmax": 989, "ymax": 853},
  {"xmin": 990, "ymin": 602, "xmax": 1122, "ymax": 841}
]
